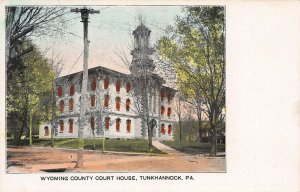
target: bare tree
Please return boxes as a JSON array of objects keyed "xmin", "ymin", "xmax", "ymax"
[{"xmin": 5, "ymin": 6, "xmax": 69, "ymax": 80}]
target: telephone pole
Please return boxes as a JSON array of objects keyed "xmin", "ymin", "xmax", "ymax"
[{"xmin": 71, "ymin": 7, "xmax": 99, "ymax": 168}]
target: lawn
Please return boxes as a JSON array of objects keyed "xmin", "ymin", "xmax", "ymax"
[
  {"xmin": 162, "ymin": 141, "xmax": 225, "ymax": 155},
  {"xmin": 7, "ymin": 138, "xmax": 162, "ymax": 154}
]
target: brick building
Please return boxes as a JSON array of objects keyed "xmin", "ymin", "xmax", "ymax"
[{"xmin": 39, "ymin": 24, "xmax": 176, "ymax": 140}]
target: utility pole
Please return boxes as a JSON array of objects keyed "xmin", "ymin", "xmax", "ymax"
[{"xmin": 71, "ymin": 7, "xmax": 99, "ymax": 168}]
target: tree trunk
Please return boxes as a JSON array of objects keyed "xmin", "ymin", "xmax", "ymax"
[{"xmin": 210, "ymin": 124, "xmax": 217, "ymax": 157}]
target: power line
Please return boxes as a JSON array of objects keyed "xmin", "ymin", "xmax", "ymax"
[{"xmin": 66, "ymin": 49, "xmax": 84, "ymax": 75}]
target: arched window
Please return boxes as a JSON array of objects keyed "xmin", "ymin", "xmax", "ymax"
[
  {"xmin": 69, "ymin": 99, "xmax": 74, "ymax": 111},
  {"xmin": 44, "ymin": 126, "xmax": 49, "ymax": 136},
  {"xmin": 116, "ymin": 118, "xmax": 121, "ymax": 132},
  {"xmin": 167, "ymin": 93, "xmax": 171, "ymax": 103},
  {"xmin": 59, "ymin": 120, "xmax": 64, "ymax": 132},
  {"xmin": 90, "ymin": 116, "xmax": 95, "ymax": 130},
  {"xmin": 126, "ymin": 82, "xmax": 131, "ymax": 93},
  {"xmin": 57, "ymin": 86, "xmax": 63, "ymax": 97},
  {"xmin": 160, "ymin": 91, "xmax": 165, "ymax": 100},
  {"xmin": 116, "ymin": 79, "xmax": 121, "ymax": 92},
  {"xmin": 69, "ymin": 119, "xmax": 73, "ymax": 133},
  {"xmin": 168, "ymin": 124, "xmax": 172, "ymax": 135},
  {"xmin": 104, "ymin": 78, "xmax": 109, "ymax": 90},
  {"xmin": 105, "ymin": 117, "xmax": 110, "ymax": 129},
  {"xmin": 167, "ymin": 107, "xmax": 172, "ymax": 117},
  {"xmin": 126, "ymin": 119, "xmax": 131, "ymax": 133},
  {"xmin": 161, "ymin": 106, "xmax": 165, "ymax": 115},
  {"xmin": 104, "ymin": 94, "xmax": 109, "ymax": 107},
  {"xmin": 160, "ymin": 124, "xmax": 165, "ymax": 135},
  {"xmin": 70, "ymin": 84, "xmax": 75, "ymax": 96},
  {"xmin": 59, "ymin": 100, "xmax": 64, "ymax": 113},
  {"xmin": 91, "ymin": 77, "xmax": 97, "ymax": 91},
  {"xmin": 90, "ymin": 95, "xmax": 95, "ymax": 107},
  {"xmin": 116, "ymin": 97, "xmax": 121, "ymax": 111},
  {"xmin": 126, "ymin": 99, "xmax": 130, "ymax": 111}
]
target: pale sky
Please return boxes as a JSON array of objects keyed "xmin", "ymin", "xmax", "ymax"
[{"xmin": 32, "ymin": 6, "xmax": 184, "ymax": 77}]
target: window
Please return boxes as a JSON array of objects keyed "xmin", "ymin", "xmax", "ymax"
[
  {"xmin": 90, "ymin": 95, "xmax": 95, "ymax": 107},
  {"xmin": 116, "ymin": 79, "xmax": 121, "ymax": 93},
  {"xmin": 161, "ymin": 106, "xmax": 165, "ymax": 115},
  {"xmin": 69, "ymin": 99, "xmax": 74, "ymax": 111},
  {"xmin": 91, "ymin": 78, "xmax": 97, "ymax": 91},
  {"xmin": 59, "ymin": 100, "xmax": 64, "ymax": 113},
  {"xmin": 126, "ymin": 82, "xmax": 131, "ymax": 93},
  {"xmin": 44, "ymin": 126, "xmax": 49, "ymax": 136},
  {"xmin": 126, "ymin": 99, "xmax": 130, "ymax": 111},
  {"xmin": 168, "ymin": 124, "xmax": 172, "ymax": 135},
  {"xmin": 167, "ymin": 107, "xmax": 172, "ymax": 117},
  {"xmin": 105, "ymin": 117, "xmax": 110, "ymax": 129},
  {"xmin": 160, "ymin": 90, "xmax": 165, "ymax": 100},
  {"xmin": 104, "ymin": 94, "xmax": 109, "ymax": 107},
  {"xmin": 160, "ymin": 124, "xmax": 165, "ymax": 135},
  {"xmin": 69, "ymin": 119, "xmax": 73, "ymax": 133},
  {"xmin": 116, "ymin": 118, "xmax": 121, "ymax": 132},
  {"xmin": 57, "ymin": 86, "xmax": 63, "ymax": 97},
  {"xmin": 59, "ymin": 120, "xmax": 64, "ymax": 132},
  {"xmin": 90, "ymin": 116, "xmax": 95, "ymax": 130},
  {"xmin": 70, "ymin": 84, "xmax": 75, "ymax": 96},
  {"xmin": 116, "ymin": 97, "xmax": 121, "ymax": 111},
  {"xmin": 167, "ymin": 93, "xmax": 171, "ymax": 103},
  {"xmin": 104, "ymin": 78, "xmax": 109, "ymax": 90},
  {"xmin": 126, "ymin": 119, "xmax": 131, "ymax": 133}
]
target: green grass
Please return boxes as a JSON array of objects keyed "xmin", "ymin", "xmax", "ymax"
[
  {"xmin": 8, "ymin": 138, "xmax": 162, "ymax": 154},
  {"xmin": 162, "ymin": 140, "xmax": 225, "ymax": 155}
]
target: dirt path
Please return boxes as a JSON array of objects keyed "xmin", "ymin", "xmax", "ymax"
[
  {"xmin": 6, "ymin": 147, "xmax": 225, "ymax": 173},
  {"xmin": 152, "ymin": 141, "xmax": 184, "ymax": 156}
]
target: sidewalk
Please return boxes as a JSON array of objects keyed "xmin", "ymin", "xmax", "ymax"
[{"xmin": 152, "ymin": 141, "xmax": 185, "ymax": 156}]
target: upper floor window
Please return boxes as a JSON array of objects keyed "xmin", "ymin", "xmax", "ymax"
[
  {"xmin": 70, "ymin": 84, "xmax": 75, "ymax": 96},
  {"xmin": 91, "ymin": 78, "xmax": 97, "ymax": 91},
  {"xmin": 105, "ymin": 117, "xmax": 110, "ymax": 129},
  {"xmin": 104, "ymin": 94, "xmax": 109, "ymax": 107},
  {"xmin": 167, "ymin": 93, "xmax": 171, "ymax": 103},
  {"xmin": 160, "ymin": 91, "xmax": 165, "ymax": 100},
  {"xmin": 90, "ymin": 95, "xmax": 95, "ymax": 107},
  {"xmin": 116, "ymin": 118, "xmax": 121, "ymax": 132},
  {"xmin": 126, "ymin": 82, "xmax": 131, "ymax": 93},
  {"xmin": 69, "ymin": 98, "xmax": 74, "ymax": 111},
  {"xmin": 69, "ymin": 119, "xmax": 73, "ymax": 133},
  {"xmin": 126, "ymin": 99, "xmax": 130, "ymax": 111},
  {"xmin": 126, "ymin": 119, "xmax": 131, "ymax": 133},
  {"xmin": 167, "ymin": 107, "xmax": 172, "ymax": 117},
  {"xmin": 116, "ymin": 79, "xmax": 121, "ymax": 93},
  {"xmin": 116, "ymin": 96, "xmax": 121, "ymax": 111},
  {"xmin": 57, "ymin": 86, "xmax": 63, "ymax": 97},
  {"xmin": 90, "ymin": 116, "xmax": 95, "ymax": 130},
  {"xmin": 168, "ymin": 124, "xmax": 172, "ymax": 135},
  {"xmin": 59, "ymin": 100, "xmax": 64, "ymax": 113},
  {"xmin": 104, "ymin": 78, "xmax": 109, "ymax": 90},
  {"xmin": 59, "ymin": 120, "xmax": 64, "ymax": 132},
  {"xmin": 161, "ymin": 106, "xmax": 165, "ymax": 115}
]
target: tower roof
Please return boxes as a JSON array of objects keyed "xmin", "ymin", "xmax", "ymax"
[{"xmin": 132, "ymin": 23, "xmax": 151, "ymax": 36}]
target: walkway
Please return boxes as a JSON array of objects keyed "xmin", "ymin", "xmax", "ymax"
[{"xmin": 152, "ymin": 141, "xmax": 185, "ymax": 156}]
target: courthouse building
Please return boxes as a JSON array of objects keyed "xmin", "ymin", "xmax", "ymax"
[{"xmin": 39, "ymin": 24, "xmax": 176, "ymax": 140}]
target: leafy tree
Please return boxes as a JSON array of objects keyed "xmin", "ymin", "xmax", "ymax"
[
  {"xmin": 7, "ymin": 40, "xmax": 56, "ymax": 144},
  {"xmin": 158, "ymin": 6, "xmax": 225, "ymax": 156}
]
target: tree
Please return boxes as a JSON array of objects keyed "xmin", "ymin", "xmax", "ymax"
[
  {"xmin": 7, "ymin": 41, "xmax": 56, "ymax": 144},
  {"xmin": 158, "ymin": 6, "xmax": 225, "ymax": 156},
  {"xmin": 6, "ymin": 6, "xmax": 69, "ymax": 81},
  {"xmin": 115, "ymin": 23, "xmax": 166, "ymax": 152}
]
